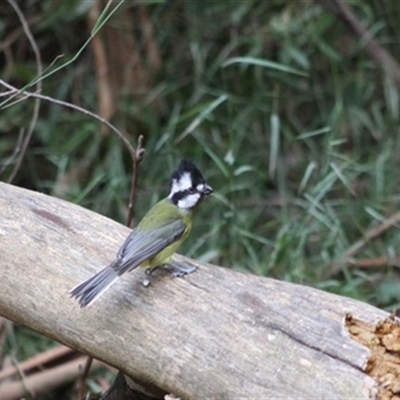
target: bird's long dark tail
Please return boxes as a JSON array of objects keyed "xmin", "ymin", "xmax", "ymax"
[{"xmin": 69, "ymin": 265, "xmax": 118, "ymax": 308}]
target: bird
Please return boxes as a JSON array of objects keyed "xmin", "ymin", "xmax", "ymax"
[{"xmin": 69, "ymin": 159, "xmax": 213, "ymax": 307}]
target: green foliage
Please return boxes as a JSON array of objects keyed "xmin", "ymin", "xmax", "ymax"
[{"xmin": 2, "ymin": 0, "xmax": 400, "ymax": 374}]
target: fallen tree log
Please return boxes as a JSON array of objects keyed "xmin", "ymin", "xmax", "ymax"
[{"xmin": 0, "ymin": 181, "xmax": 399, "ymax": 399}]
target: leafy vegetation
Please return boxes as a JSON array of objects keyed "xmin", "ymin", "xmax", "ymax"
[{"xmin": 1, "ymin": 0, "xmax": 400, "ymax": 396}]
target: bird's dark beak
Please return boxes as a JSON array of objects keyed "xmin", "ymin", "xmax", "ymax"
[{"xmin": 203, "ymin": 184, "xmax": 213, "ymax": 196}]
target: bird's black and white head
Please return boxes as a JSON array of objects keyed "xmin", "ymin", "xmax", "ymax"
[{"xmin": 168, "ymin": 160, "xmax": 213, "ymax": 210}]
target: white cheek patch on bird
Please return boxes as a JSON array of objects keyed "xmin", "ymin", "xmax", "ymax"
[
  {"xmin": 177, "ymin": 193, "xmax": 201, "ymax": 210},
  {"xmin": 170, "ymin": 172, "xmax": 193, "ymax": 196}
]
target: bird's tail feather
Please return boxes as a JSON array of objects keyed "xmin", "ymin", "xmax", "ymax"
[{"xmin": 69, "ymin": 265, "xmax": 118, "ymax": 308}]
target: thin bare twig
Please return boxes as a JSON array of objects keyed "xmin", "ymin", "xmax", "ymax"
[
  {"xmin": 326, "ymin": 210, "xmax": 400, "ymax": 277},
  {"xmin": 0, "ymin": 317, "xmax": 5, "ymax": 367},
  {"xmin": 127, "ymin": 135, "xmax": 145, "ymax": 227},
  {"xmin": 10, "ymin": 356, "xmax": 36, "ymax": 398},
  {"xmin": 6, "ymin": 0, "xmax": 42, "ymax": 183},
  {"xmin": 343, "ymin": 211, "xmax": 400, "ymax": 260},
  {"xmin": 347, "ymin": 256, "xmax": 400, "ymax": 269},
  {"xmin": 78, "ymin": 356, "xmax": 93, "ymax": 400},
  {"xmin": 0, "ymin": 80, "xmax": 137, "ymax": 161}
]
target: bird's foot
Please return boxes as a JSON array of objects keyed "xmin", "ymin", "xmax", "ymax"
[{"xmin": 163, "ymin": 262, "xmax": 197, "ymax": 278}]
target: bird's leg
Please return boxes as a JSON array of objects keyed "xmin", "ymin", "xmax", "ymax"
[
  {"xmin": 145, "ymin": 265, "xmax": 162, "ymax": 276},
  {"xmin": 141, "ymin": 265, "xmax": 162, "ymax": 287},
  {"xmin": 163, "ymin": 261, "xmax": 197, "ymax": 278}
]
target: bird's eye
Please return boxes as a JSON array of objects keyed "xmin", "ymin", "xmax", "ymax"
[{"xmin": 189, "ymin": 187, "xmax": 196, "ymax": 193}]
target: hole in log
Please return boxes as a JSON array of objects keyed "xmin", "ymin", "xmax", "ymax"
[{"xmin": 345, "ymin": 313, "xmax": 400, "ymax": 399}]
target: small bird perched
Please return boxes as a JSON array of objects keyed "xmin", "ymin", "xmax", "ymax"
[{"xmin": 70, "ymin": 159, "xmax": 213, "ymax": 307}]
